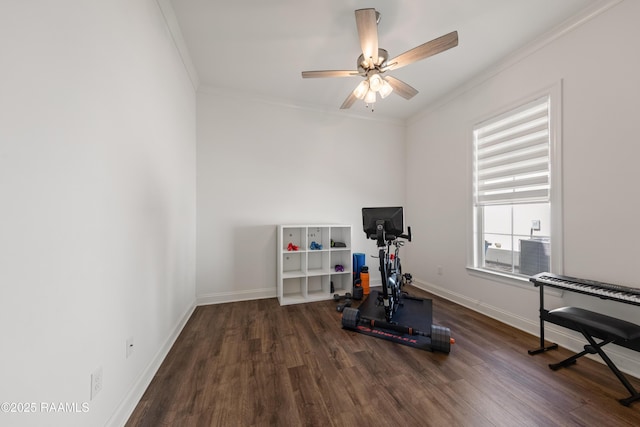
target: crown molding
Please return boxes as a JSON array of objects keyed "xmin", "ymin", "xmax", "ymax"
[{"xmin": 156, "ymin": 0, "xmax": 200, "ymax": 91}]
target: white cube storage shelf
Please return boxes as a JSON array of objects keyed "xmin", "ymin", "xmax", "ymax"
[{"xmin": 277, "ymin": 225, "xmax": 352, "ymax": 305}]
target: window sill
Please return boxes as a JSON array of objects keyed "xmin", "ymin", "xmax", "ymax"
[{"xmin": 466, "ymin": 266, "xmax": 564, "ymax": 297}]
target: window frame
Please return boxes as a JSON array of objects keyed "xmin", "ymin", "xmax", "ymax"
[{"xmin": 467, "ymin": 82, "xmax": 563, "ymax": 283}]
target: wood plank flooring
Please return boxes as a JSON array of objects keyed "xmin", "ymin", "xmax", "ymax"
[{"xmin": 126, "ymin": 286, "xmax": 640, "ymax": 426}]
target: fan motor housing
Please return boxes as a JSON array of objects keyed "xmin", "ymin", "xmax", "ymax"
[{"xmin": 357, "ymin": 48, "xmax": 388, "ymax": 73}]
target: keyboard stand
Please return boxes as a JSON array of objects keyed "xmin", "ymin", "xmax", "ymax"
[{"xmin": 528, "ymin": 282, "xmax": 558, "ymax": 355}]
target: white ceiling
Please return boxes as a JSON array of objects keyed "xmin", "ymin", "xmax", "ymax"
[{"xmin": 169, "ymin": 0, "xmax": 602, "ymax": 121}]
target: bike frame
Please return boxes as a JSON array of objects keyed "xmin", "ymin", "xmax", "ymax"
[{"xmin": 375, "ymin": 226, "xmax": 411, "ymax": 322}]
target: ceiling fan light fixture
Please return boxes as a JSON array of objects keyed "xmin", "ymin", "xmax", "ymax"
[
  {"xmin": 368, "ymin": 73, "xmax": 383, "ymax": 92},
  {"xmin": 364, "ymin": 89, "xmax": 377, "ymax": 104},
  {"xmin": 379, "ymin": 79, "xmax": 393, "ymax": 99},
  {"xmin": 300, "ymin": 8, "xmax": 459, "ymax": 111},
  {"xmin": 353, "ymin": 80, "xmax": 369, "ymax": 99}
]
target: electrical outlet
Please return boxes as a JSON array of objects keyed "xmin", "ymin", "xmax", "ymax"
[
  {"xmin": 437, "ymin": 265, "xmax": 443, "ymax": 275},
  {"xmin": 91, "ymin": 367, "xmax": 103, "ymax": 400},
  {"xmin": 126, "ymin": 336, "xmax": 134, "ymax": 358},
  {"xmin": 531, "ymin": 220, "xmax": 541, "ymax": 231}
]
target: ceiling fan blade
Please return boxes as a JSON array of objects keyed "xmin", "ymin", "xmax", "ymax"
[
  {"xmin": 355, "ymin": 8, "xmax": 379, "ymax": 65},
  {"xmin": 301, "ymin": 70, "xmax": 360, "ymax": 78},
  {"xmin": 385, "ymin": 31, "xmax": 458, "ymax": 72},
  {"xmin": 340, "ymin": 92, "xmax": 357, "ymax": 109},
  {"xmin": 385, "ymin": 76, "xmax": 419, "ymax": 100}
]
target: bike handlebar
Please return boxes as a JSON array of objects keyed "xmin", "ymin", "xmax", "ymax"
[
  {"xmin": 398, "ymin": 226, "xmax": 412, "ymax": 242},
  {"xmin": 368, "ymin": 227, "xmax": 412, "ymax": 241}
]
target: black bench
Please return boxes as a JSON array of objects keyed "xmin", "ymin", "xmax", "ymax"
[{"xmin": 546, "ymin": 306, "xmax": 640, "ymax": 406}]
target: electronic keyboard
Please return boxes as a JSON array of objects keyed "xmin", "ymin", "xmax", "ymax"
[{"xmin": 530, "ymin": 272, "xmax": 640, "ymax": 306}]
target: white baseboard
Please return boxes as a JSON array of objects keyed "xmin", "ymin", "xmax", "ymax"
[
  {"xmin": 411, "ymin": 278, "xmax": 640, "ymax": 379},
  {"xmin": 196, "ymin": 287, "xmax": 276, "ymax": 306},
  {"xmin": 106, "ymin": 301, "xmax": 196, "ymax": 427}
]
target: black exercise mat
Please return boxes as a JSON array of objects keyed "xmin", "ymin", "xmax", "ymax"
[{"xmin": 350, "ymin": 287, "xmax": 434, "ymax": 350}]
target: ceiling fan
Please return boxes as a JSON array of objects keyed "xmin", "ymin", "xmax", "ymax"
[{"xmin": 301, "ymin": 8, "xmax": 458, "ymax": 109}]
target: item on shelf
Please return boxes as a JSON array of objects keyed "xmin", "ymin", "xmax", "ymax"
[
  {"xmin": 287, "ymin": 242, "xmax": 299, "ymax": 251},
  {"xmin": 331, "ymin": 239, "xmax": 347, "ymax": 248},
  {"xmin": 335, "ymin": 264, "xmax": 344, "ymax": 272},
  {"xmin": 310, "ymin": 241, "xmax": 323, "ymax": 250}
]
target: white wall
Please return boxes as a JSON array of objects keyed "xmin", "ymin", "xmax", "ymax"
[
  {"xmin": 405, "ymin": 0, "xmax": 640, "ymax": 376},
  {"xmin": 196, "ymin": 89, "xmax": 405, "ymax": 303},
  {"xmin": 0, "ymin": 1, "xmax": 196, "ymax": 426}
]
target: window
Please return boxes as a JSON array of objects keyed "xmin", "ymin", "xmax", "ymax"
[{"xmin": 471, "ymin": 91, "xmax": 561, "ymax": 278}]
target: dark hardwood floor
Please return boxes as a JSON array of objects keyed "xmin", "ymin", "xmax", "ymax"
[{"xmin": 126, "ymin": 286, "xmax": 640, "ymax": 426}]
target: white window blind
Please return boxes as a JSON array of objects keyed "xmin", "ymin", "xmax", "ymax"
[{"xmin": 474, "ymin": 96, "xmax": 550, "ymax": 205}]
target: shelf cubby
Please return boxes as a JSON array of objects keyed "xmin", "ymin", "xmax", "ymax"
[
  {"xmin": 282, "ymin": 277, "xmax": 306, "ymax": 302},
  {"xmin": 282, "ymin": 251, "xmax": 306, "ymax": 278},
  {"xmin": 331, "ymin": 273, "xmax": 352, "ymax": 294}
]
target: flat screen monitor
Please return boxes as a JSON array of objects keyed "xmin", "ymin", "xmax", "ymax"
[{"xmin": 362, "ymin": 207, "xmax": 404, "ymax": 240}]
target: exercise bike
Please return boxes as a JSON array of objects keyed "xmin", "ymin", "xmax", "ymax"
[
  {"xmin": 341, "ymin": 207, "xmax": 453, "ymax": 353},
  {"xmin": 372, "ymin": 223, "xmax": 412, "ymax": 322}
]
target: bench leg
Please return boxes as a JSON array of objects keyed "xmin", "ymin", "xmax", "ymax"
[
  {"xmin": 549, "ymin": 336, "xmax": 614, "ymax": 370},
  {"xmin": 550, "ymin": 330, "xmax": 639, "ymax": 406},
  {"xmin": 549, "ymin": 352, "xmax": 581, "ymax": 370},
  {"xmin": 583, "ymin": 333, "xmax": 640, "ymax": 406}
]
